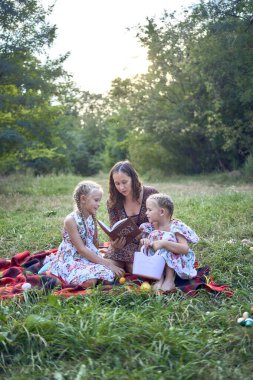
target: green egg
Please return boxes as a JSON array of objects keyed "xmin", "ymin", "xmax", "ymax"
[
  {"xmin": 237, "ymin": 317, "xmax": 245, "ymax": 325},
  {"xmin": 237, "ymin": 317, "xmax": 246, "ymax": 326}
]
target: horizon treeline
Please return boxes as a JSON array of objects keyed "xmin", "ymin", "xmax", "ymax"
[{"xmin": 1, "ymin": 0, "xmax": 253, "ymax": 177}]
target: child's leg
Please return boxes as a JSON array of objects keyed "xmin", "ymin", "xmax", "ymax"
[
  {"xmin": 161, "ymin": 265, "xmax": 176, "ymax": 291},
  {"xmin": 153, "ymin": 275, "xmax": 165, "ymax": 290},
  {"xmin": 81, "ymin": 278, "xmax": 97, "ymax": 289}
]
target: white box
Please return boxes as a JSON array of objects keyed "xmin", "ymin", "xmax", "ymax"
[{"xmin": 133, "ymin": 250, "xmax": 165, "ymax": 280}]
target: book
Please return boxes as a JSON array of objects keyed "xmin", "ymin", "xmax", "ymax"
[{"xmin": 97, "ymin": 217, "xmax": 141, "ymax": 244}]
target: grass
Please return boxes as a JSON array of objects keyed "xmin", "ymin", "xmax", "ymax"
[{"xmin": 0, "ymin": 173, "xmax": 253, "ymax": 380}]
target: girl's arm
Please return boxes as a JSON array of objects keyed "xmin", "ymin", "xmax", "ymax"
[
  {"xmin": 64, "ymin": 216, "xmax": 125, "ymax": 276},
  {"xmin": 152, "ymin": 233, "xmax": 189, "ymax": 255}
]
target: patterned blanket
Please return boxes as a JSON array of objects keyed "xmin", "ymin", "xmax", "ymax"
[{"xmin": 0, "ymin": 249, "xmax": 233, "ymax": 299}]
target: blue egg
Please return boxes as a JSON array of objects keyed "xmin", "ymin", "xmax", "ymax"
[{"xmin": 245, "ymin": 318, "xmax": 253, "ymax": 327}]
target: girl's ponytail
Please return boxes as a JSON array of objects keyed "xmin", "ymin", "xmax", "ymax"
[{"xmin": 92, "ymin": 214, "xmax": 99, "ymax": 248}]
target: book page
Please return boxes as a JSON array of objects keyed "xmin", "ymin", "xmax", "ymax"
[
  {"xmin": 97, "ymin": 220, "xmax": 111, "ymax": 233},
  {"xmin": 111, "ymin": 218, "xmax": 128, "ymax": 231}
]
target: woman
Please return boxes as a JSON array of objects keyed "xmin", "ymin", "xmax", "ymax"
[{"xmin": 104, "ymin": 160, "xmax": 158, "ymax": 273}]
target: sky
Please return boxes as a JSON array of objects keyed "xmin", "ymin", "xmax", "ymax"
[{"xmin": 42, "ymin": 0, "xmax": 198, "ymax": 94}]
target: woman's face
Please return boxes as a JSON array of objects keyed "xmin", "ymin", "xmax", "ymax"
[{"xmin": 113, "ymin": 171, "xmax": 132, "ymax": 198}]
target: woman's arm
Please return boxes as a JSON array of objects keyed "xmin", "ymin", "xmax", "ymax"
[
  {"xmin": 152, "ymin": 233, "xmax": 189, "ymax": 255},
  {"xmin": 64, "ymin": 216, "xmax": 125, "ymax": 276}
]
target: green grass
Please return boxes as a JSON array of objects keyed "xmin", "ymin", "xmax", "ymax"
[{"xmin": 0, "ymin": 173, "xmax": 253, "ymax": 380}]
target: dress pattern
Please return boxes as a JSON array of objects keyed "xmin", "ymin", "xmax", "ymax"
[
  {"xmin": 45, "ymin": 212, "xmax": 114, "ymax": 286},
  {"xmin": 105, "ymin": 186, "xmax": 158, "ymax": 263},
  {"xmin": 140, "ymin": 220, "xmax": 199, "ymax": 279}
]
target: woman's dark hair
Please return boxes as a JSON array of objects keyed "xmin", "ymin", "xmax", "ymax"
[{"xmin": 108, "ymin": 160, "xmax": 142, "ymax": 207}]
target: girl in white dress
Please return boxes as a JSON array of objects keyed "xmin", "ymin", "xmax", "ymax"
[
  {"xmin": 45, "ymin": 181, "xmax": 124, "ymax": 288},
  {"xmin": 140, "ymin": 193, "xmax": 199, "ymax": 291}
]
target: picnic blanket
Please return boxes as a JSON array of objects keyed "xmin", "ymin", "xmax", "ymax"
[{"xmin": 0, "ymin": 249, "xmax": 233, "ymax": 300}]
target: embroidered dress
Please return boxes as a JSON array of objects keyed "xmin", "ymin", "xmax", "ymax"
[
  {"xmin": 46, "ymin": 212, "xmax": 114, "ymax": 286},
  {"xmin": 140, "ymin": 220, "xmax": 199, "ymax": 279},
  {"xmin": 105, "ymin": 186, "xmax": 158, "ymax": 262}
]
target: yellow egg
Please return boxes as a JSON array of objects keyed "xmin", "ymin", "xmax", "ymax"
[
  {"xmin": 140, "ymin": 281, "xmax": 152, "ymax": 291},
  {"xmin": 119, "ymin": 277, "xmax": 126, "ymax": 285}
]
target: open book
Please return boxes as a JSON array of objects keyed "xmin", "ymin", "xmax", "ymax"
[{"xmin": 97, "ymin": 217, "xmax": 141, "ymax": 244}]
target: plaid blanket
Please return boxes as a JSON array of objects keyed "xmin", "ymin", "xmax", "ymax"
[{"xmin": 0, "ymin": 249, "xmax": 233, "ymax": 299}]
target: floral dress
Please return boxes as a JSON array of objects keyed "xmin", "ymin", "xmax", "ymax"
[
  {"xmin": 140, "ymin": 220, "xmax": 199, "ymax": 279},
  {"xmin": 105, "ymin": 186, "xmax": 158, "ymax": 263},
  {"xmin": 45, "ymin": 212, "xmax": 114, "ymax": 286}
]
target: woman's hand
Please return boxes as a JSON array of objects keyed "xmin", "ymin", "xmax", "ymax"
[
  {"xmin": 106, "ymin": 262, "xmax": 125, "ymax": 277},
  {"xmin": 135, "ymin": 232, "xmax": 142, "ymax": 241},
  {"xmin": 111, "ymin": 236, "xmax": 126, "ymax": 250}
]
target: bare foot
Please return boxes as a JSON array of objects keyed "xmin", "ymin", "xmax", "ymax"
[
  {"xmin": 153, "ymin": 276, "xmax": 164, "ymax": 291},
  {"xmin": 161, "ymin": 280, "xmax": 175, "ymax": 292}
]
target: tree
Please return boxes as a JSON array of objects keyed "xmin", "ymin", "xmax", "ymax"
[
  {"xmin": 131, "ymin": 0, "xmax": 253, "ymax": 172},
  {"xmin": 0, "ymin": 0, "xmax": 73, "ymax": 174}
]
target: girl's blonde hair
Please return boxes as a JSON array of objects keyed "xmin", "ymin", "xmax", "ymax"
[
  {"xmin": 147, "ymin": 193, "xmax": 174, "ymax": 216},
  {"xmin": 73, "ymin": 180, "xmax": 103, "ymax": 248}
]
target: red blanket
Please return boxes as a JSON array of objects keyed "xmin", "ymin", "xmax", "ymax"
[{"xmin": 0, "ymin": 249, "xmax": 233, "ymax": 299}]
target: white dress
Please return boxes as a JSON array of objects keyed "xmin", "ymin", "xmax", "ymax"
[
  {"xmin": 140, "ymin": 220, "xmax": 199, "ymax": 279},
  {"xmin": 45, "ymin": 212, "xmax": 114, "ymax": 286}
]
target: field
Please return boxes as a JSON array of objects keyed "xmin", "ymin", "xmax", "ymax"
[{"xmin": 0, "ymin": 173, "xmax": 253, "ymax": 380}]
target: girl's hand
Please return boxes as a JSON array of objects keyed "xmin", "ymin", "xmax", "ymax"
[
  {"xmin": 107, "ymin": 263, "xmax": 125, "ymax": 277},
  {"xmin": 111, "ymin": 236, "xmax": 126, "ymax": 249},
  {"xmin": 152, "ymin": 239, "xmax": 166, "ymax": 251},
  {"xmin": 140, "ymin": 238, "xmax": 151, "ymax": 249}
]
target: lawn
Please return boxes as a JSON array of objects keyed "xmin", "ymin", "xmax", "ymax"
[{"xmin": 0, "ymin": 173, "xmax": 252, "ymax": 380}]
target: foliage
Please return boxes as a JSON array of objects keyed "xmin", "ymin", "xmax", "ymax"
[
  {"xmin": 129, "ymin": 0, "xmax": 253, "ymax": 173},
  {"xmin": 78, "ymin": 0, "xmax": 253, "ymax": 176},
  {"xmin": 0, "ymin": 173, "xmax": 253, "ymax": 379},
  {"xmin": 242, "ymin": 152, "xmax": 253, "ymax": 180},
  {"xmin": 1, "ymin": 0, "xmax": 253, "ymax": 177},
  {"xmin": 0, "ymin": 0, "xmax": 79, "ymax": 175}
]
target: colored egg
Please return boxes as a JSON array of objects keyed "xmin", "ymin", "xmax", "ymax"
[
  {"xmin": 22, "ymin": 282, "xmax": 32, "ymax": 291},
  {"xmin": 237, "ymin": 317, "xmax": 246, "ymax": 326},
  {"xmin": 119, "ymin": 277, "xmax": 126, "ymax": 285},
  {"xmin": 242, "ymin": 311, "xmax": 250, "ymax": 319},
  {"xmin": 140, "ymin": 281, "xmax": 152, "ymax": 291},
  {"xmin": 245, "ymin": 318, "xmax": 253, "ymax": 327}
]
